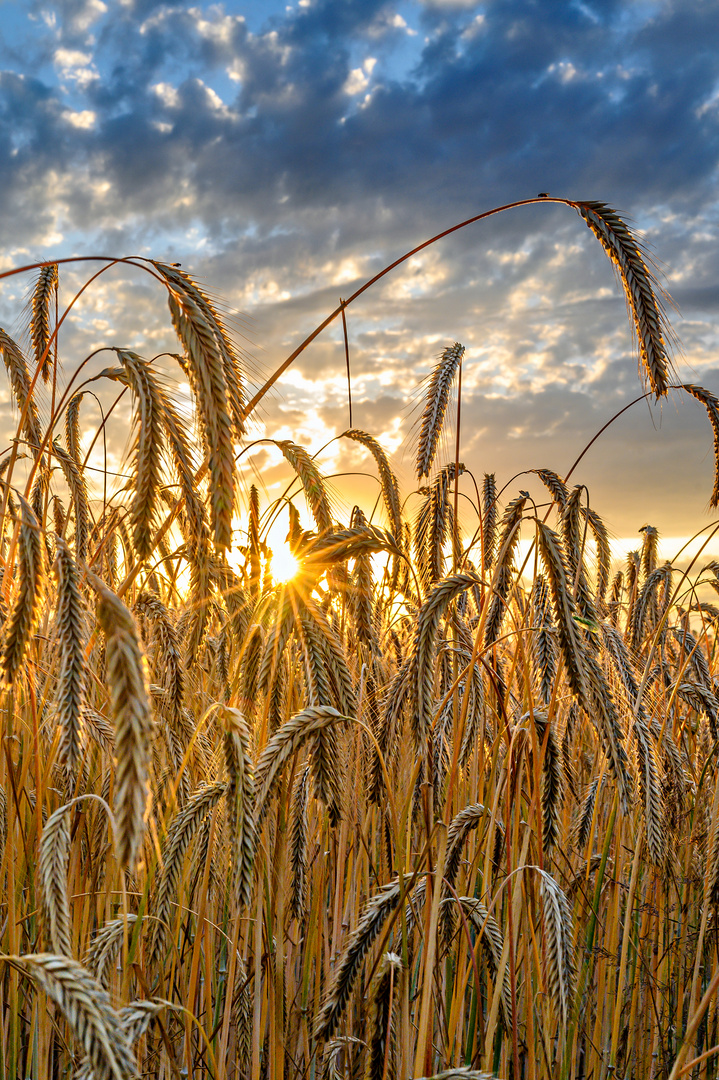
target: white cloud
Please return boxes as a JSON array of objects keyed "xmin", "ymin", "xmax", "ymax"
[
  {"xmin": 343, "ymin": 57, "xmax": 377, "ymax": 96},
  {"xmin": 53, "ymin": 48, "xmax": 98, "ymax": 89},
  {"xmin": 62, "ymin": 109, "xmax": 96, "ymax": 129},
  {"xmin": 194, "ymin": 7, "xmax": 244, "ymax": 47},
  {"xmin": 70, "ymin": 0, "xmax": 107, "ymax": 34},
  {"xmin": 152, "ymin": 82, "xmax": 181, "ymax": 108},
  {"xmin": 228, "ymin": 58, "xmax": 246, "ymax": 83}
]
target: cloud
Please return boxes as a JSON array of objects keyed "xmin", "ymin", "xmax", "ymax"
[{"xmin": 0, "ymin": 0, "xmax": 717, "ymax": 534}]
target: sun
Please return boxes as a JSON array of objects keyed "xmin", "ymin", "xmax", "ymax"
[{"xmin": 271, "ymin": 542, "xmax": 300, "ymax": 583}]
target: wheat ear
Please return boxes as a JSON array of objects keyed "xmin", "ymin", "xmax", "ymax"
[
  {"xmin": 153, "ymin": 260, "xmax": 245, "ymax": 438},
  {"xmin": 38, "ymin": 804, "xmax": 73, "ymax": 957},
  {"xmin": 416, "ymin": 342, "xmax": 464, "ymax": 480},
  {"xmin": 85, "ymin": 914, "xmax": 140, "ymax": 988},
  {"xmin": 221, "ymin": 706, "xmax": 257, "ymax": 911},
  {"xmin": 531, "ymin": 575, "xmax": 557, "ymax": 708},
  {"xmin": 440, "ymin": 804, "xmax": 491, "ymax": 946},
  {"xmin": 576, "ymin": 201, "xmax": 671, "ymax": 397},
  {"xmin": 17, "ymin": 953, "xmax": 136, "ymax": 1080},
  {"xmin": 601, "ymin": 623, "xmax": 666, "ymax": 863},
  {"xmin": 482, "ymin": 473, "xmax": 498, "ymax": 571},
  {"xmin": 537, "ymin": 869, "xmax": 575, "ymax": 1032},
  {"xmin": 164, "ymin": 287, "xmax": 235, "ymax": 549},
  {"xmin": 414, "ymin": 573, "xmax": 479, "ymax": 749},
  {"xmin": 535, "ymin": 521, "xmax": 588, "ymax": 702},
  {"xmin": 255, "ymin": 695, "xmax": 346, "ymax": 826},
  {"xmin": 2, "ymin": 493, "xmax": 45, "ymax": 685},
  {"xmin": 314, "ymin": 875, "xmax": 412, "ymax": 1042},
  {"xmin": 148, "ymin": 780, "xmax": 227, "ymax": 969},
  {"xmin": 323, "ymin": 1037, "xmax": 366, "ymax": 1080},
  {"xmin": 484, "ymin": 493, "xmax": 528, "ymax": 647},
  {"xmin": 106, "ymin": 351, "xmax": 167, "ymax": 560},
  {"xmin": 119, "ymin": 998, "xmax": 169, "ymax": 1044},
  {"xmin": 342, "ymin": 429, "xmax": 402, "ymax": 538},
  {"xmin": 135, "ymin": 591, "xmax": 185, "ymax": 723},
  {"xmin": 0, "ymin": 327, "xmax": 43, "ymax": 450},
  {"xmin": 54, "ymin": 538, "xmax": 88, "ymax": 773},
  {"xmin": 533, "ymin": 710, "xmax": 564, "ymax": 857},
  {"xmin": 364, "ymin": 951, "xmax": 402, "ymax": 1080},
  {"xmin": 64, "ymin": 391, "xmax": 83, "ymax": 461},
  {"xmin": 276, "ymin": 439, "xmax": 333, "ymax": 534},
  {"xmin": 89, "ymin": 574, "xmax": 153, "ymax": 870},
  {"xmin": 561, "ymin": 485, "xmax": 598, "ymax": 624},
  {"xmin": 303, "ymin": 523, "xmax": 402, "ymax": 567},
  {"xmin": 289, "ymin": 763, "xmax": 310, "ymax": 921},
  {"xmin": 52, "ymin": 440, "xmax": 90, "ymax": 562},
  {"xmin": 533, "ymin": 468, "xmax": 569, "ymax": 508},
  {"xmin": 456, "ymin": 897, "xmax": 514, "ymax": 1036},
  {"xmin": 30, "ymin": 262, "xmax": 58, "ymax": 383},
  {"xmin": 583, "ymin": 504, "xmax": 611, "ymax": 606}
]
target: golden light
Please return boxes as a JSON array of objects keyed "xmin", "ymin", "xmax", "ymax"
[{"xmin": 271, "ymin": 542, "xmax": 300, "ymax": 583}]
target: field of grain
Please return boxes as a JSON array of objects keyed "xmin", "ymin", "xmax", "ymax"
[{"xmin": 0, "ymin": 201, "xmax": 718, "ymax": 1080}]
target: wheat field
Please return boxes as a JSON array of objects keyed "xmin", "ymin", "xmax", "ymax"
[{"xmin": 0, "ymin": 200, "xmax": 718, "ymax": 1080}]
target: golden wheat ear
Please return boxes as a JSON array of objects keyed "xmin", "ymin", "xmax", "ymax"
[
  {"xmin": 14, "ymin": 953, "xmax": 136, "ymax": 1080},
  {"xmin": 342, "ymin": 429, "xmax": 402, "ymax": 539},
  {"xmin": 1, "ymin": 493, "xmax": 45, "ymax": 686},
  {"xmin": 575, "ymin": 201, "xmax": 672, "ymax": 397},
  {"xmin": 53, "ymin": 539, "xmax": 88, "ymax": 775},
  {"xmin": 416, "ymin": 342, "xmax": 464, "ymax": 480},
  {"xmin": 220, "ymin": 705, "xmax": 257, "ymax": 912},
  {"xmin": 88, "ymin": 572, "xmax": 153, "ymax": 871},
  {"xmin": 314, "ymin": 875, "xmax": 412, "ymax": 1043},
  {"xmin": 30, "ymin": 262, "xmax": 58, "ymax": 384},
  {"xmin": 0, "ymin": 328, "xmax": 43, "ymax": 452}
]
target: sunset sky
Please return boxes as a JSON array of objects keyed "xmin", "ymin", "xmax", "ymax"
[{"xmin": 0, "ymin": 0, "xmax": 718, "ymax": 557}]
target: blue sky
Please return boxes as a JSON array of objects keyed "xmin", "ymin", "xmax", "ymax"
[{"xmin": 0, "ymin": 0, "xmax": 718, "ymax": 547}]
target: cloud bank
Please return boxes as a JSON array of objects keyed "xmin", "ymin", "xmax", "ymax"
[{"xmin": 0, "ymin": 0, "xmax": 718, "ymax": 539}]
